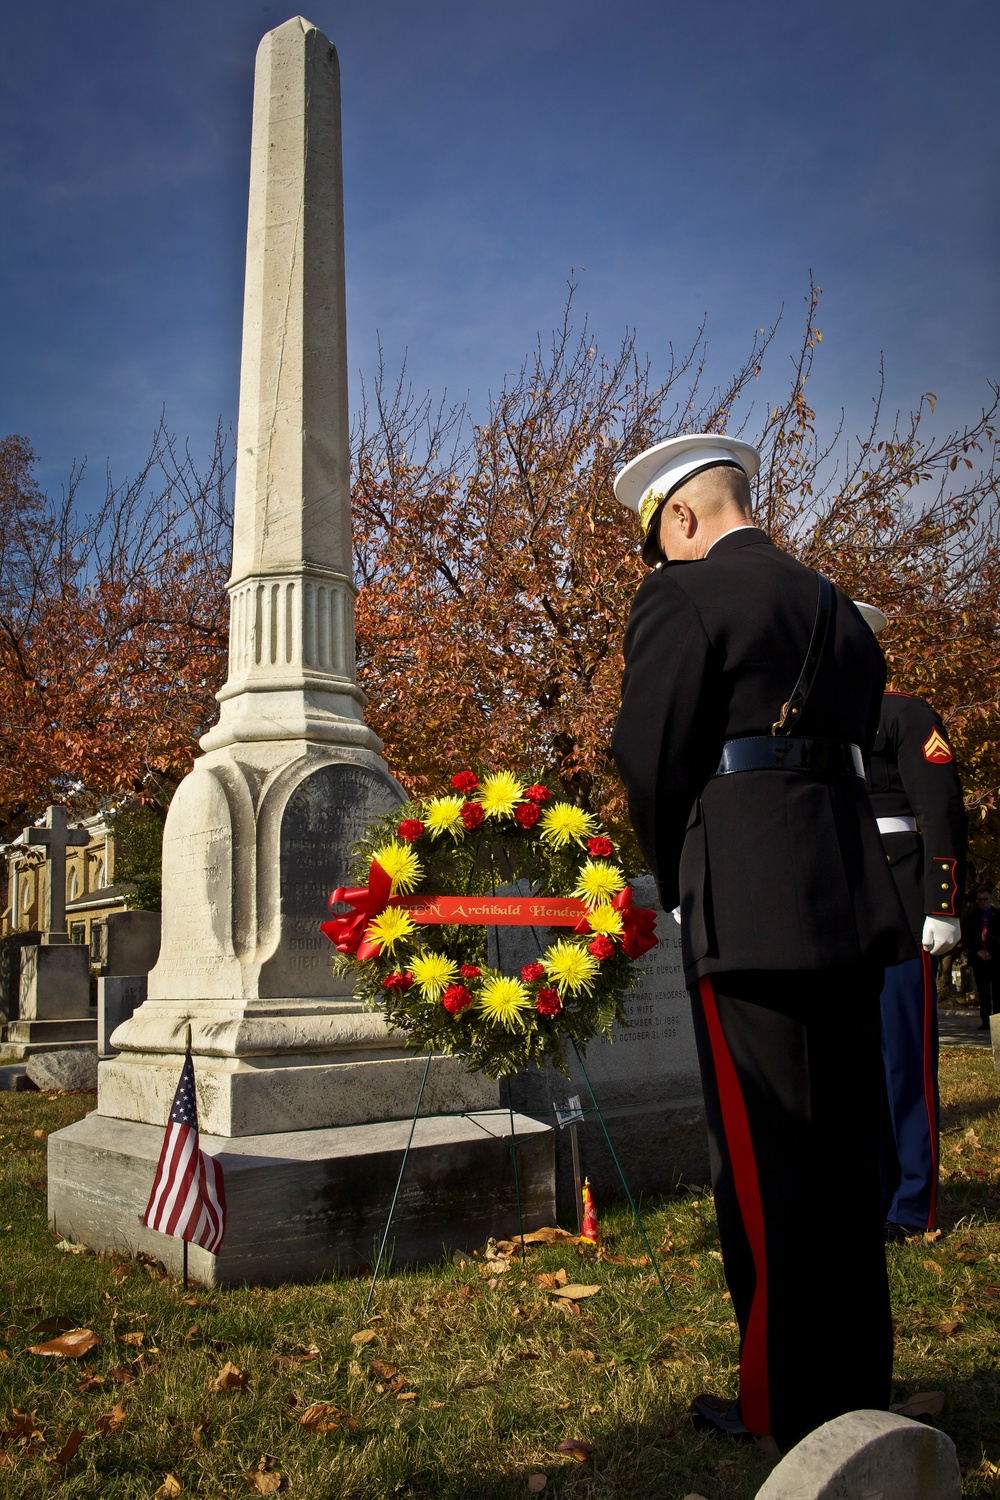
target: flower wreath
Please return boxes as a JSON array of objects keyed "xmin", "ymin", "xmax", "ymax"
[{"xmin": 322, "ymin": 770, "xmax": 658, "ymax": 1080}]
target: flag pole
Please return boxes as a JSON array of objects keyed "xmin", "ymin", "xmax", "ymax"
[{"xmin": 183, "ymin": 1022, "xmax": 192, "ymax": 1291}]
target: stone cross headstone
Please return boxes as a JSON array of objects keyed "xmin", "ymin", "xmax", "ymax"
[
  {"xmin": 7, "ymin": 807, "xmax": 95, "ymax": 1054},
  {"xmin": 47, "ymin": 16, "xmax": 554, "ymax": 1285},
  {"xmin": 21, "ymin": 807, "xmax": 90, "ymax": 944}
]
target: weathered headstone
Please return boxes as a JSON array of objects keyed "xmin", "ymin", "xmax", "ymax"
[
  {"xmin": 48, "ymin": 16, "xmax": 553, "ymax": 1283},
  {"xmin": 103, "ymin": 911, "xmax": 160, "ymax": 978},
  {"xmin": 754, "ymin": 1409, "xmax": 960, "ymax": 1500},
  {"xmin": 97, "ymin": 976, "xmax": 146, "ymax": 1057},
  {"xmin": 503, "ymin": 876, "xmax": 708, "ymax": 1208}
]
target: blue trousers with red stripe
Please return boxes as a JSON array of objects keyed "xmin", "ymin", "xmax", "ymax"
[
  {"xmin": 879, "ymin": 952, "xmax": 939, "ymax": 1231},
  {"xmin": 690, "ymin": 968, "xmax": 893, "ymax": 1448}
]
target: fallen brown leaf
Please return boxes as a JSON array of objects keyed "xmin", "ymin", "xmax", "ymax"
[
  {"xmin": 922, "ymin": 1260, "xmax": 943, "ymax": 1275},
  {"xmin": 519, "ymin": 1227, "xmax": 576, "ymax": 1246},
  {"xmin": 210, "ymin": 1361, "xmax": 248, "ymax": 1392},
  {"xmin": 119, "ymin": 1331, "xmax": 144, "ymax": 1346},
  {"xmin": 3, "ymin": 1410, "xmax": 43, "ymax": 1445},
  {"xmin": 557, "ymin": 1438, "xmax": 594, "ymax": 1462},
  {"xmin": 53, "ymin": 1428, "xmax": 85, "ymax": 1464},
  {"xmin": 368, "ymin": 1359, "xmax": 398, "ymax": 1382},
  {"xmin": 28, "ymin": 1328, "xmax": 100, "ymax": 1359},
  {"xmin": 924, "ymin": 1228, "xmax": 944, "ymax": 1242},
  {"xmin": 76, "ymin": 1373, "xmax": 105, "ymax": 1392},
  {"xmin": 247, "ymin": 1474, "xmax": 282, "ymax": 1496},
  {"xmin": 890, "ymin": 1390, "xmax": 945, "ymax": 1418},
  {"xmin": 154, "ymin": 1475, "xmax": 183, "ymax": 1498},
  {"xmin": 108, "ymin": 1367, "xmax": 134, "ymax": 1384},
  {"xmin": 396, "ymin": 1391, "xmax": 417, "ymax": 1402},
  {"xmin": 94, "ymin": 1403, "xmax": 127, "ymax": 1438},
  {"xmin": 935, "ymin": 1320, "xmax": 960, "ymax": 1336},
  {"xmin": 0, "ymin": 1453, "xmax": 10, "ymax": 1469},
  {"xmin": 527, "ymin": 1476, "xmax": 547, "ymax": 1493},
  {"xmin": 548, "ymin": 1284, "xmax": 601, "ymax": 1300},
  {"xmin": 299, "ymin": 1403, "xmax": 356, "ymax": 1433},
  {"xmin": 27, "ymin": 1316, "xmax": 76, "ymax": 1336},
  {"xmin": 350, "ymin": 1329, "xmax": 377, "ymax": 1346}
]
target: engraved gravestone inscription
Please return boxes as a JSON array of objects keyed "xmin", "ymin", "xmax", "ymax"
[
  {"xmin": 500, "ymin": 874, "xmax": 708, "ymax": 1198},
  {"xmin": 259, "ymin": 761, "xmax": 402, "ymax": 998}
]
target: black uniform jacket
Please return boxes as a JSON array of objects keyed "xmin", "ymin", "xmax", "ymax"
[
  {"xmin": 868, "ymin": 691, "xmax": 967, "ymax": 941},
  {"xmin": 612, "ymin": 528, "xmax": 914, "ymax": 983}
]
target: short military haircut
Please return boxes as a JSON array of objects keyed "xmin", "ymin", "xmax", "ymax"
[{"xmin": 677, "ymin": 461, "xmax": 753, "ymax": 517}]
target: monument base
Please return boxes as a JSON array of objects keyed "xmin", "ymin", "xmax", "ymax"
[
  {"xmin": 48, "ymin": 1109, "xmax": 555, "ymax": 1287},
  {"xmin": 4, "ymin": 1018, "xmax": 97, "ymax": 1057}
]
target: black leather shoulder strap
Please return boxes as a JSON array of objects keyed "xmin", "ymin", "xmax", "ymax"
[{"xmin": 772, "ymin": 573, "xmax": 834, "ymax": 736}]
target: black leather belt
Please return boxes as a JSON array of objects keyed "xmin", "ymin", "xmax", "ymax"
[{"xmin": 714, "ymin": 736, "xmax": 865, "ymax": 780}]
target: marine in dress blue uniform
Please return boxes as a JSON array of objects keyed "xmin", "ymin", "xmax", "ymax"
[
  {"xmin": 855, "ymin": 603, "xmax": 968, "ymax": 1237},
  {"xmin": 612, "ymin": 436, "xmax": 913, "ymax": 1450}
]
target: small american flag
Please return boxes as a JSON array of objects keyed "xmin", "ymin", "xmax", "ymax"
[{"xmin": 142, "ymin": 1051, "xmax": 226, "ymax": 1253}]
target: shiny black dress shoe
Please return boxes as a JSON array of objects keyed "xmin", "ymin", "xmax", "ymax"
[{"xmin": 688, "ymin": 1393, "xmax": 755, "ymax": 1442}]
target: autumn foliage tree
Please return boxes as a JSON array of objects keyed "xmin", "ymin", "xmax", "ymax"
[
  {"xmin": 0, "ymin": 425, "xmax": 231, "ymax": 843},
  {"xmin": 4, "ymin": 282, "xmax": 999, "ymax": 886},
  {"xmin": 352, "ymin": 284, "xmax": 1000, "ymax": 876}
]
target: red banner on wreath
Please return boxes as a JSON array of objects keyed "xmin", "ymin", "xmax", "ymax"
[
  {"xmin": 394, "ymin": 894, "xmax": 588, "ymax": 925},
  {"xmin": 322, "ymin": 859, "xmax": 658, "ymax": 962}
]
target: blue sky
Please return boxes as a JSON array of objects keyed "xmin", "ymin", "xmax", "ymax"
[{"xmin": 2, "ymin": 0, "xmax": 998, "ymax": 503}]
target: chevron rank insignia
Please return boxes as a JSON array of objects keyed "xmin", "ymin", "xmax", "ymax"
[{"xmin": 922, "ymin": 727, "xmax": 954, "ymax": 764}]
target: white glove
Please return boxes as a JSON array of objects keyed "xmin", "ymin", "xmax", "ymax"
[
  {"xmin": 921, "ymin": 915, "xmax": 960, "ymax": 956},
  {"xmin": 671, "ymin": 905, "xmax": 682, "ymax": 926}
]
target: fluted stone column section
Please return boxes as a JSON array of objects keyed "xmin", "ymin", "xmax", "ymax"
[{"xmin": 203, "ymin": 16, "xmax": 375, "ymax": 752}]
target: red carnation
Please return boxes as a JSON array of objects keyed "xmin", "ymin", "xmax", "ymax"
[
  {"xmin": 536, "ymin": 988, "xmax": 562, "ymax": 1016},
  {"xmin": 461, "ymin": 801, "xmax": 484, "ymax": 830},
  {"xmin": 397, "ymin": 818, "xmax": 424, "ymax": 842},
  {"xmin": 524, "ymin": 784, "xmax": 551, "ymax": 804},
  {"xmin": 442, "ymin": 984, "xmax": 472, "ymax": 1016},
  {"xmin": 383, "ymin": 970, "xmax": 414, "ymax": 991},
  {"xmin": 460, "ymin": 964, "xmax": 482, "ymax": 979},
  {"xmin": 451, "ymin": 770, "xmax": 479, "ymax": 793},
  {"xmin": 521, "ymin": 962, "xmax": 545, "ymax": 982},
  {"xmin": 589, "ymin": 934, "xmax": 615, "ymax": 960},
  {"xmin": 515, "ymin": 801, "xmax": 540, "ymax": 829},
  {"xmin": 587, "ymin": 836, "xmax": 614, "ymax": 858}
]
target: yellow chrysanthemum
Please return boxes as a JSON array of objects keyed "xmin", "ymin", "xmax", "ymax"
[
  {"xmin": 584, "ymin": 904, "xmax": 625, "ymax": 937},
  {"xmin": 424, "ymin": 795, "xmax": 466, "ymax": 838},
  {"xmin": 477, "ymin": 975, "xmax": 533, "ymax": 1029},
  {"xmin": 410, "ymin": 951, "xmax": 459, "ymax": 1002},
  {"xmin": 538, "ymin": 802, "xmax": 597, "ymax": 848},
  {"xmin": 364, "ymin": 906, "xmax": 416, "ymax": 955},
  {"xmin": 477, "ymin": 771, "xmax": 525, "ymax": 819},
  {"xmin": 571, "ymin": 860, "xmax": 626, "ymax": 908},
  {"xmin": 372, "ymin": 840, "xmax": 423, "ymax": 894},
  {"xmin": 543, "ymin": 939, "xmax": 600, "ymax": 997}
]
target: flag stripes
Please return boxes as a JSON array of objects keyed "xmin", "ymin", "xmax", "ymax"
[{"xmin": 143, "ymin": 1052, "xmax": 226, "ymax": 1254}]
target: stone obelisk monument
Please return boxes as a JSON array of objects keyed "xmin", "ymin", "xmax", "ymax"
[{"xmin": 48, "ymin": 18, "xmax": 553, "ymax": 1284}]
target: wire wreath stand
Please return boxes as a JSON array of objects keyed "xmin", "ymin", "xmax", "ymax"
[{"xmin": 361, "ymin": 902, "xmax": 673, "ymax": 1320}]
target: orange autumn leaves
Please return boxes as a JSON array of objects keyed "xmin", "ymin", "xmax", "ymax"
[{"xmin": 352, "ymin": 288, "xmax": 1000, "ymax": 864}]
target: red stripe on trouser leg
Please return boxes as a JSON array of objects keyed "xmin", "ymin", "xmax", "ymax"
[
  {"xmin": 698, "ymin": 976, "xmax": 770, "ymax": 1438},
  {"xmin": 921, "ymin": 949, "xmax": 939, "ymax": 1229}
]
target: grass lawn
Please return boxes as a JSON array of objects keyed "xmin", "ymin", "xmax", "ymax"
[{"xmin": 0, "ymin": 1048, "xmax": 998, "ymax": 1499}]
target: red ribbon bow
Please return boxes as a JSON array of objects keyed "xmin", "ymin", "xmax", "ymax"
[
  {"xmin": 321, "ymin": 858, "xmax": 392, "ymax": 961},
  {"xmin": 572, "ymin": 886, "xmax": 658, "ymax": 959},
  {"xmin": 613, "ymin": 886, "xmax": 659, "ymax": 958}
]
